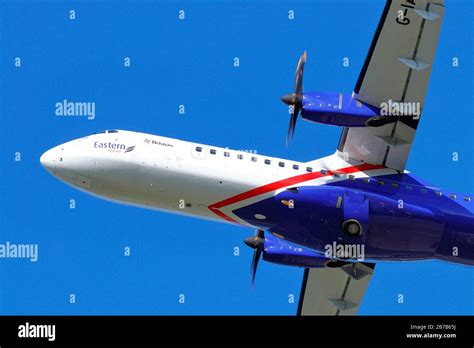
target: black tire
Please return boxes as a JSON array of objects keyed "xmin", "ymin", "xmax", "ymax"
[{"xmin": 341, "ymin": 219, "xmax": 363, "ymax": 237}]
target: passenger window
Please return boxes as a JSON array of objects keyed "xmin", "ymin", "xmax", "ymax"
[
  {"xmin": 264, "ymin": 159, "xmax": 271, "ymax": 165},
  {"xmin": 224, "ymin": 152, "xmax": 230, "ymax": 157},
  {"xmin": 320, "ymin": 169, "xmax": 327, "ymax": 175},
  {"xmin": 420, "ymin": 188, "xmax": 427, "ymax": 193},
  {"xmin": 237, "ymin": 154, "xmax": 243, "ymax": 160},
  {"xmin": 210, "ymin": 149, "xmax": 216, "ymax": 155},
  {"xmin": 450, "ymin": 194, "xmax": 457, "ymax": 199},
  {"xmin": 464, "ymin": 196, "xmax": 471, "ymax": 202},
  {"xmin": 196, "ymin": 146, "xmax": 202, "ymax": 152},
  {"xmin": 306, "ymin": 167, "xmax": 313, "ymax": 172},
  {"xmin": 251, "ymin": 157, "xmax": 257, "ymax": 162},
  {"xmin": 391, "ymin": 183, "xmax": 399, "ymax": 188},
  {"xmin": 293, "ymin": 164, "xmax": 299, "ymax": 170},
  {"xmin": 377, "ymin": 180, "xmax": 384, "ymax": 186},
  {"xmin": 278, "ymin": 162, "xmax": 285, "ymax": 167},
  {"xmin": 406, "ymin": 186, "xmax": 413, "ymax": 191},
  {"xmin": 364, "ymin": 178, "xmax": 370, "ymax": 183},
  {"xmin": 435, "ymin": 192, "xmax": 442, "ymax": 197},
  {"xmin": 349, "ymin": 175, "xmax": 355, "ymax": 180}
]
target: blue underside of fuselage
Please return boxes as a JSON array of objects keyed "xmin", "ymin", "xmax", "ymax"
[{"xmin": 232, "ymin": 173, "xmax": 474, "ymax": 266}]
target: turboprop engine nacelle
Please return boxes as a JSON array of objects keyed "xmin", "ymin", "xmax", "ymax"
[
  {"xmin": 262, "ymin": 233, "xmax": 337, "ymax": 268},
  {"xmin": 301, "ymin": 92, "xmax": 393, "ymax": 127}
]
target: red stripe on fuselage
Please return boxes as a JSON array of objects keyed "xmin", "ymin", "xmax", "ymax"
[{"xmin": 208, "ymin": 163, "xmax": 386, "ymax": 222}]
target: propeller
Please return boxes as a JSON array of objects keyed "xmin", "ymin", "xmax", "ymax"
[
  {"xmin": 281, "ymin": 51, "xmax": 307, "ymax": 146},
  {"xmin": 244, "ymin": 229, "xmax": 265, "ymax": 285}
]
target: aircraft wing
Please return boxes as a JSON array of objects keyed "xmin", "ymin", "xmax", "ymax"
[
  {"xmin": 338, "ymin": 0, "xmax": 445, "ymax": 171},
  {"xmin": 297, "ymin": 263, "xmax": 375, "ymax": 315}
]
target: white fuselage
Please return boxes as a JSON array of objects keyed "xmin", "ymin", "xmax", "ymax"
[{"xmin": 40, "ymin": 130, "xmax": 395, "ymax": 227}]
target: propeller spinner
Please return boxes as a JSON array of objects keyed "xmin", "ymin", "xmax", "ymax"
[
  {"xmin": 281, "ymin": 51, "xmax": 307, "ymax": 146},
  {"xmin": 244, "ymin": 229, "xmax": 265, "ymax": 285}
]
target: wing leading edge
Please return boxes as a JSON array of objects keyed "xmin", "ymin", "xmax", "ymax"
[{"xmin": 338, "ymin": 0, "xmax": 445, "ymax": 171}]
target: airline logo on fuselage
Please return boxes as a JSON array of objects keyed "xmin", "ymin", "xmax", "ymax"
[
  {"xmin": 94, "ymin": 142, "xmax": 125, "ymax": 150},
  {"xmin": 94, "ymin": 141, "xmax": 131, "ymax": 152}
]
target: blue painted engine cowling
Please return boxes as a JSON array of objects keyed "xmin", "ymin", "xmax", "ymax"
[
  {"xmin": 262, "ymin": 232, "xmax": 332, "ymax": 268},
  {"xmin": 301, "ymin": 92, "xmax": 383, "ymax": 127}
]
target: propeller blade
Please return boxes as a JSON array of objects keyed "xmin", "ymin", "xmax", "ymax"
[
  {"xmin": 282, "ymin": 51, "xmax": 307, "ymax": 146},
  {"xmin": 286, "ymin": 106, "xmax": 299, "ymax": 146},
  {"xmin": 294, "ymin": 51, "xmax": 307, "ymax": 96},
  {"xmin": 244, "ymin": 229, "xmax": 265, "ymax": 285},
  {"xmin": 251, "ymin": 247, "xmax": 261, "ymax": 285}
]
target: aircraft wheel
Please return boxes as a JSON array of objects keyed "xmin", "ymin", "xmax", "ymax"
[{"xmin": 341, "ymin": 219, "xmax": 362, "ymax": 237}]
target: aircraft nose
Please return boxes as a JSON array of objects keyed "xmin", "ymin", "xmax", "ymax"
[{"xmin": 40, "ymin": 149, "xmax": 57, "ymax": 175}]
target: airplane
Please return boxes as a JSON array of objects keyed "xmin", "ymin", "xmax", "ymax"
[{"xmin": 40, "ymin": 0, "xmax": 473, "ymax": 315}]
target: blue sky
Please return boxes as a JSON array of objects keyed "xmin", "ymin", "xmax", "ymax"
[{"xmin": 0, "ymin": 0, "xmax": 472, "ymax": 315}]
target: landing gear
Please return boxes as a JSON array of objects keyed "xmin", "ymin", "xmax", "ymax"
[{"xmin": 341, "ymin": 219, "xmax": 363, "ymax": 237}]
